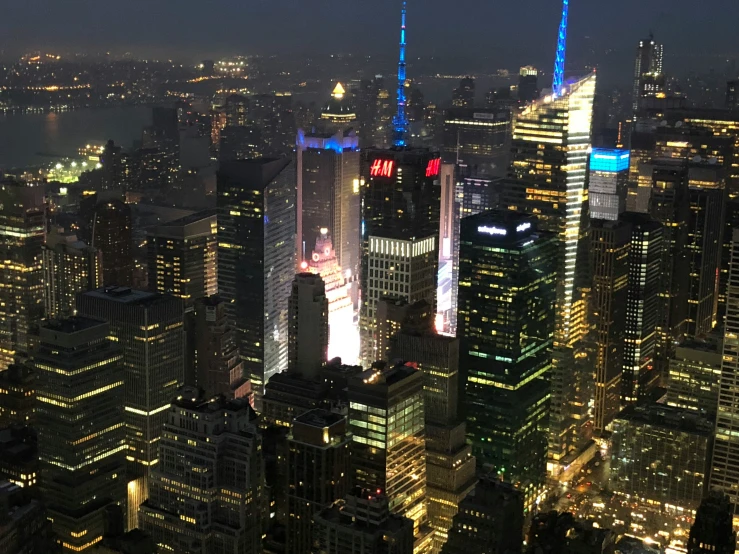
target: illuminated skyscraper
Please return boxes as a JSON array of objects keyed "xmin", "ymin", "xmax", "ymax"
[
  {"xmin": 589, "ymin": 148, "xmax": 629, "ymax": 221},
  {"xmin": 0, "ymin": 181, "xmax": 45, "ymax": 371},
  {"xmin": 0, "ymin": 364, "xmax": 35, "ymax": 427},
  {"xmin": 348, "ymin": 364, "xmax": 433, "ymax": 551},
  {"xmin": 34, "ymin": 317, "xmax": 125, "ymax": 553},
  {"xmin": 76, "ymin": 287, "xmax": 185, "ymax": 529},
  {"xmin": 440, "ymin": 108, "xmax": 510, "ymax": 172},
  {"xmin": 359, "ymin": 148, "xmax": 441, "ymax": 365},
  {"xmin": 686, "ymin": 165, "xmax": 725, "ymax": 338},
  {"xmin": 217, "ymin": 158, "xmax": 296, "ymax": 406},
  {"xmin": 458, "ymin": 211, "xmax": 556, "ymax": 493},
  {"xmin": 710, "ymin": 228, "xmax": 739, "ymax": 513},
  {"xmin": 42, "ymin": 228, "xmax": 102, "ymax": 319},
  {"xmin": 146, "ymin": 209, "xmax": 218, "ymax": 308},
  {"xmin": 306, "ymin": 230, "xmax": 356, "ymax": 363},
  {"xmin": 499, "ymin": 73, "xmax": 596, "ymax": 471},
  {"xmin": 139, "ymin": 389, "xmax": 264, "ymax": 554},
  {"xmin": 620, "ymin": 213, "xmax": 664, "ymax": 403},
  {"xmin": 296, "ymin": 105, "xmax": 360, "ymax": 275},
  {"xmin": 633, "ymin": 35, "xmax": 665, "ymax": 112},
  {"xmin": 390, "ymin": 309, "xmax": 475, "ymax": 551},
  {"xmin": 648, "ymin": 160, "xmax": 690, "ymax": 378},
  {"xmin": 590, "ymin": 220, "xmax": 630, "ymax": 433},
  {"xmin": 667, "ymin": 338, "xmax": 722, "ymax": 414},
  {"xmin": 518, "ymin": 66, "xmax": 539, "ymax": 103},
  {"xmin": 93, "ymin": 199, "xmax": 134, "ymax": 287}
]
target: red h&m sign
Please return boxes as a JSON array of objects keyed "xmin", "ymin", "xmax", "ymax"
[
  {"xmin": 369, "ymin": 158, "xmax": 395, "ymax": 178},
  {"xmin": 425, "ymin": 158, "xmax": 441, "ymax": 177}
]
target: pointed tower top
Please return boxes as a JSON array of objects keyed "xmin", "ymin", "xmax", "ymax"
[
  {"xmin": 392, "ymin": 1, "xmax": 409, "ymax": 147},
  {"xmin": 552, "ymin": 0, "xmax": 569, "ymax": 96},
  {"xmin": 332, "ymin": 82, "xmax": 346, "ymax": 99}
]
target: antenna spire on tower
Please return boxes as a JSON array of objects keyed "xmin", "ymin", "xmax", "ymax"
[
  {"xmin": 552, "ymin": 0, "xmax": 569, "ymax": 96},
  {"xmin": 392, "ymin": 1, "xmax": 409, "ymax": 147}
]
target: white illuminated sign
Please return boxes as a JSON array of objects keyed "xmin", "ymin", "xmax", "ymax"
[
  {"xmin": 478, "ymin": 225, "xmax": 507, "ymax": 236},
  {"xmin": 516, "ymin": 222, "xmax": 531, "ymax": 232}
]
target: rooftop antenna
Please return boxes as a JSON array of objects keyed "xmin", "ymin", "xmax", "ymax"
[
  {"xmin": 552, "ymin": 0, "xmax": 569, "ymax": 96},
  {"xmin": 392, "ymin": 1, "xmax": 409, "ymax": 147}
]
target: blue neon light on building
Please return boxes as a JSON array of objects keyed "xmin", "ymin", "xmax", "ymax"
[
  {"xmin": 552, "ymin": 0, "xmax": 569, "ymax": 95},
  {"xmin": 590, "ymin": 148, "xmax": 630, "ymax": 173}
]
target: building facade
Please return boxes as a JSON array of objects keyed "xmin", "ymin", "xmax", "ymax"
[
  {"xmin": 589, "ymin": 149, "xmax": 629, "ymax": 221},
  {"xmin": 147, "ymin": 209, "xmax": 218, "ymax": 308},
  {"xmin": 288, "ymin": 273, "xmax": 329, "ymax": 378},
  {"xmin": 0, "ymin": 181, "xmax": 45, "ymax": 371},
  {"xmin": 499, "ymin": 74, "xmax": 596, "ymax": 471},
  {"xmin": 33, "ymin": 318, "xmax": 125, "ymax": 553},
  {"xmin": 217, "ymin": 158, "xmax": 296, "ymax": 406},
  {"xmin": 42, "ymin": 227, "xmax": 102, "ymax": 319},
  {"xmin": 139, "ymin": 390, "xmax": 264, "ymax": 554}
]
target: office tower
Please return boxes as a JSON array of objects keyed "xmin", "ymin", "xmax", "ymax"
[
  {"xmin": 590, "ymin": 220, "xmax": 630, "ymax": 432},
  {"xmin": 348, "ymin": 365, "xmax": 429, "ymax": 536},
  {"xmin": 440, "ymin": 107, "xmax": 510, "ymax": 172},
  {"xmin": 93, "ymin": 199, "xmax": 133, "ymax": 287},
  {"xmin": 288, "ymin": 273, "xmax": 329, "ymax": 378},
  {"xmin": 285, "ymin": 410, "xmax": 351, "ymax": 554},
  {"xmin": 441, "ymin": 478, "xmax": 524, "ymax": 554},
  {"xmin": 305, "ymin": 230, "xmax": 356, "ymax": 363},
  {"xmin": 711, "ymin": 228, "xmax": 739, "ymax": 511},
  {"xmin": 261, "ymin": 371, "xmax": 330, "ymax": 429},
  {"xmin": 633, "ymin": 34, "xmax": 665, "ymax": 112},
  {"xmin": 518, "ymin": 66, "xmax": 539, "ymax": 104},
  {"xmin": 727, "ymin": 80, "xmax": 739, "ymax": 110},
  {"xmin": 217, "ymin": 158, "xmax": 296, "ymax": 406},
  {"xmin": 192, "ymin": 295, "xmax": 249, "ymax": 400},
  {"xmin": 375, "ymin": 297, "xmax": 413, "ymax": 364},
  {"xmin": 610, "ymin": 403, "xmax": 711, "ymax": 511},
  {"xmin": 499, "ymin": 73, "xmax": 596, "ymax": 470},
  {"xmin": 312, "ymin": 490, "xmax": 414, "ymax": 554},
  {"xmin": 686, "ymin": 165, "xmax": 725, "ymax": 338},
  {"xmin": 33, "ymin": 317, "xmax": 126, "ymax": 553},
  {"xmin": 219, "ymin": 125, "xmax": 264, "ymax": 162},
  {"xmin": 589, "ymin": 148, "xmax": 629, "ymax": 220},
  {"xmin": 139, "ymin": 390, "xmax": 264, "ymax": 554},
  {"xmin": 390, "ymin": 313, "xmax": 475, "ymax": 552},
  {"xmin": 296, "ymin": 121, "xmax": 361, "ymax": 275},
  {"xmin": 720, "ymin": 197, "xmax": 739, "ymax": 320},
  {"xmin": 0, "ymin": 181, "xmax": 45, "ymax": 371},
  {"xmin": 146, "ymin": 209, "xmax": 218, "ymax": 308},
  {"xmin": 76, "ymin": 287, "xmax": 185, "ymax": 528},
  {"xmin": 649, "ymin": 161, "xmax": 690, "ymax": 378},
  {"xmin": 42, "ymin": 227, "xmax": 102, "ymax": 319},
  {"xmin": 687, "ymin": 492, "xmax": 736, "ymax": 554},
  {"xmin": 667, "ymin": 338, "xmax": 722, "ymax": 414},
  {"xmin": 458, "ymin": 212, "xmax": 556, "ymax": 491},
  {"xmin": 0, "ymin": 481, "xmax": 56, "ymax": 554},
  {"xmin": 359, "ymin": 148, "xmax": 441, "ymax": 365},
  {"xmin": 0, "ymin": 364, "xmax": 35, "ymax": 427},
  {"xmin": 355, "ymin": 77, "xmax": 395, "ymax": 150},
  {"xmin": 620, "ymin": 213, "xmax": 663, "ymax": 403},
  {"xmin": 452, "ymin": 77, "xmax": 475, "ymax": 108},
  {"xmin": 100, "ymin": 139, "xmax": 127, "ymax": 190}
]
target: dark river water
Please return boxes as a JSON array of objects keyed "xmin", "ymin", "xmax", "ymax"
[{"xmin": 0, "ymin": 106, "xmax": 155, "ymax": 169}]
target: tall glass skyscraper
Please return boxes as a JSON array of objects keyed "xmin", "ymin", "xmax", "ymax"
[
  {"xmin": 499, "ymin": 73, "xmax": 596, "ymax": 473},
  {"xmin": 0, "ymin": 181, "xmax": 45, "ymax": 370},
  {"xmin": 457, "ymin": 211, "xmax": 556, "ymax": 496},
  {"xmin": 217, "ymin": 158, "xmax": 296, "ymax": 406}
]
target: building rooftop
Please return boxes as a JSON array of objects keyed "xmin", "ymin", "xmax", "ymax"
[
  {"xmin": 40, "ymin": 316, "xmax": 106, "ymax": 335},
  {"xmin": 615, "ymin": 403, "xmax": 713, "ymax": 435},
  {"xmin": 82, "ymin": 287, "xmax": 168, "ymax": 305},
  {"xmin": 294, "ymin": 409, "xmax": 345, "ymax": 430}
]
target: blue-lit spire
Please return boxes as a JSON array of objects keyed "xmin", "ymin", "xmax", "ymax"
[
  {"xmin": 392, "ymin": 1, "xmax": 409, "ymax": 147},
  {"xmin": 552, "ymin": 0, "xmax": 569, "ymax": 96}
]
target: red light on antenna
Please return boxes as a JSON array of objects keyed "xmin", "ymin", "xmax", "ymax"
[
  {"xmin": 370, "ymin": 158, "xmax": 395, "ymax": 178},
  {"xmin": 425, "ymin": 158, "xmax": 441, "ymax": 177}
]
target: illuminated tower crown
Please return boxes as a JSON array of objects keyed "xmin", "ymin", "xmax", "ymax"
[
  {"xmin": 552, "ymin": 0, "xmax": 569, "ymax": 96},
  {"xmin": 392, "ymin": 1, "xmax": 409, "ymax": 147}
]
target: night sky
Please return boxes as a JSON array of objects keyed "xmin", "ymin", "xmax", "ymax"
[{"xmin": 3, "ymin": 0, "xmax": 738, "ymax": 72}]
